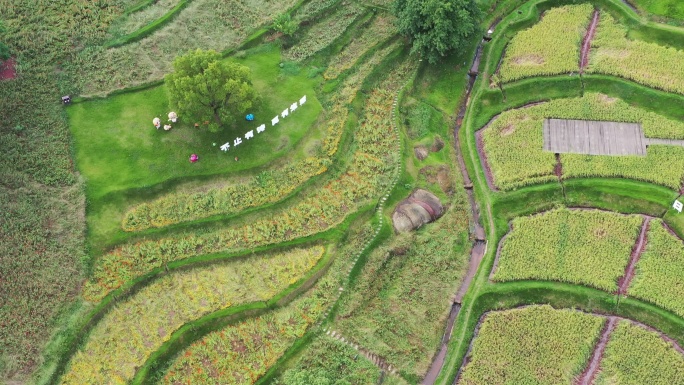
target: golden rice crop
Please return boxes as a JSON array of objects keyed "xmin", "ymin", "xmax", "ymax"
[
  {"xmin": 494, "ymin": 208, "xmax": 642, "ymax": 292},
  {"xmin": 481, "ymin": 93, "xmax": 684, "ymax": 190},
  {"xmin": 628, "ymin": 220, "xmax": 684, "ymax": 318},
  {"xmin": 60, "ymin": 246, "xmax": 323, "ymax": 384},
  {"xmin": 323, "ymin": 14, "xmax": 397, "ymax": 80},
  {"xmin": 160, "ymin": 287, "xmax": 324, "ymax": 384},
  {"xmin": 458, "ymin": 305, "xmax": 604, "ymax": 385},
  {"xmin": 284, "ymin": 4, "xmax": 365, "ymax": 62},
  {"xmin": 122, "ymin": 157, "xmax": 329, "ymax": 232},
  {"xmin": 498, "ymin": 4, "xmax": 593, "ymax": 82},
  {"xmin": 595, "ymin": 320, "xmax": 684, "ymax": 385},
  {"xmin": 588, "ymin": 13, "xmax": 684, "ymax": 95}
]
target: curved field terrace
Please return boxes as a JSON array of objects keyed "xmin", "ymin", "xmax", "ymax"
[{"xmin": 4, "ymin": 0, "xmax": 684, "ymax": 384}]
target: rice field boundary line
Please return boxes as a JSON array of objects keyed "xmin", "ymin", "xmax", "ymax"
[
  {"xmin": 42, "ymin": 237, "xmax": 337, "ymax": 385},
  {"xmin": 617, "ymin": 215, "xmax": 650, "ymax": 295},
  {"xmin": 433, "ymin": 2, "xmax": 684, "ymax": 381},
  {"xmin": 130, "ymin": 244, "xmax": 336, "ymax": 384},
  {"xmin": 576, "ymin": 316, "xmax": 618, "ymax": 385},
  {"xmin": 105, "ymin": 0, "xmax": 193, "ymax": 48},
  {"xmin": 488, "ymin": 222, "xmax": 511, "ymax": 281},
  {"xmin": 123, "ymin": 0, "xmax": 159, "ymax": 16},
  {"xmin": 253, "ymin": 64, "xmax": 417, "ymax": 385},
  {"xmin": 579, "ymin": 9, "xmax": 600, "ymax": 73}
]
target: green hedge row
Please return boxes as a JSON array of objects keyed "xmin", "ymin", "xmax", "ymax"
[
  {"xmin": 470, "ymin": 74, "xmax": 684, "ymax": 134},
  {"xmin": 583, "ymin": 74, "xmax": 684, "ymax": 119}
]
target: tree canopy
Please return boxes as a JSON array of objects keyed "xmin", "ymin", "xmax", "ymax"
[
  {"xmin": 165, "ymin": 49, "xmax": 259, "ymax": 132},
  {"xmin": 393, "ymin": 0, "xmax": 481, "ymax": 64}
]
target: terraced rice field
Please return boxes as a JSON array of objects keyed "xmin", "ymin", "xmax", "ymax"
[
  {"xmin": 595, "ymin": 320, "xmax": 684, "ymax": 385},
  {"xmin": 457, "ymin": 306, "xmax": 604, "ymax": 385},
  {"xmin": 480, "ymin": 93, "xmax": 684, "ymax": 190},
  {"xmin": 61, "ymin": 247, "xmax": 323, "ymax": 384},
  {"xmin": 588, "ymin": 13, "xmax": 684, "ymax": 95},
  {"xmin": 498, "ymin": 4, "xmax": 593, "ymax": 82},
  {"xmin": 493, "ymin": 208, "xmax": 642, "ymax": 291},
  {"xmin": 628, "ymin": 220, "xmax": 684, "ymax": 318}
]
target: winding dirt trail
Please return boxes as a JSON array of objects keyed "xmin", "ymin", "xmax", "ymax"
[
  {"xmin": 577, "ymin": 316, "xmax": 618, "ymax": 385},
  {"xmin": 617, "ymin": 216, "xmax": 651, "ymax": 295},
  {"xmin": 580, "ymin": 10, "xmax": 600, "ymax": 72}
]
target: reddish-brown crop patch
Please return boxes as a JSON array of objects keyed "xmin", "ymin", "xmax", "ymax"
[{"xmin": 0, "ymin": 57, "xmax": 17, "ymax": 80}]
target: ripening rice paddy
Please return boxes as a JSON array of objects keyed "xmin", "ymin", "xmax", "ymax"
[
  {"xmin": 498, "ymin": 4, "xmax": 593, "ymax": 82},
  {"xmin": 493, "ymin": 208, "xmax": 642, "ymax": 292},
  {"xmin": 457, "ymin": 305, "xmax": 604, "ymax": 385},
  {"xmin": 480, "ymin": 93, "xmax": 684, "ymax": 190}
]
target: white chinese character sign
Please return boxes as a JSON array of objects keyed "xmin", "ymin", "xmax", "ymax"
[
  {"xmin": 220, "ymin": 95, "xmax": 307, "ymax": 153},
  {"xmin": 674, "ymin": 200, "xmax": 683, "ymax": 213}
]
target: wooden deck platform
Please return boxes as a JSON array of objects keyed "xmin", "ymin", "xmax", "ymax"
[{"xmin": 543, "ymin": 119, "xmax": 647, "ymax": 156}]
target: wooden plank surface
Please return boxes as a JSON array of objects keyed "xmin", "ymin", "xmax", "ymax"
[
  {"xmin": 644, "ymin": 138, "xmax": 684, "ymax": 147},
  {"xmin": 543, "ymin": 119, "xmax": 646, "ymax": 156}
]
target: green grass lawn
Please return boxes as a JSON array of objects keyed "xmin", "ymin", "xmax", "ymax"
[
  {"xmin": 632, "ymin": 0, "xmax": 684, "ymax": 21},
  {"xmin": 68, "ymin": 44, "xmax": 322, "ymax": 200}
]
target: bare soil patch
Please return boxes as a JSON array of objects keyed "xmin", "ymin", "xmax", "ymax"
[
  {"xmin": 580, "ymin": 11, "xmax": 600, "ymax": 71},
  {"xmin": 500, "ymin": 124, "xmax": 515, "ymax": 137},
  {"xmin": 0, "ymin": 57, "xmax": 17, "ymax": 80},
  {"xmin": 431, "ymin": 136, "xmax": 445, "ymax": 152},
  {"xmin": 512, "ymin": 54, "xmax": 545, "ymax": 66},
  {"xmin": 414, "ymin": 145, "xmax": 429, "ymax": 160},
  {"xmin": 598, "ymin": 93, "xmax": 618, "ymax": 104}
]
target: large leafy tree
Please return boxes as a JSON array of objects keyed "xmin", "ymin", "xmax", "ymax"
[
  {"xmin": 166, "ymin": 49, "xmax": 259, "ymax": 132},
  {"xmin": 393, "ymin": 0, "xmax": 481, "ymax": 64}
]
